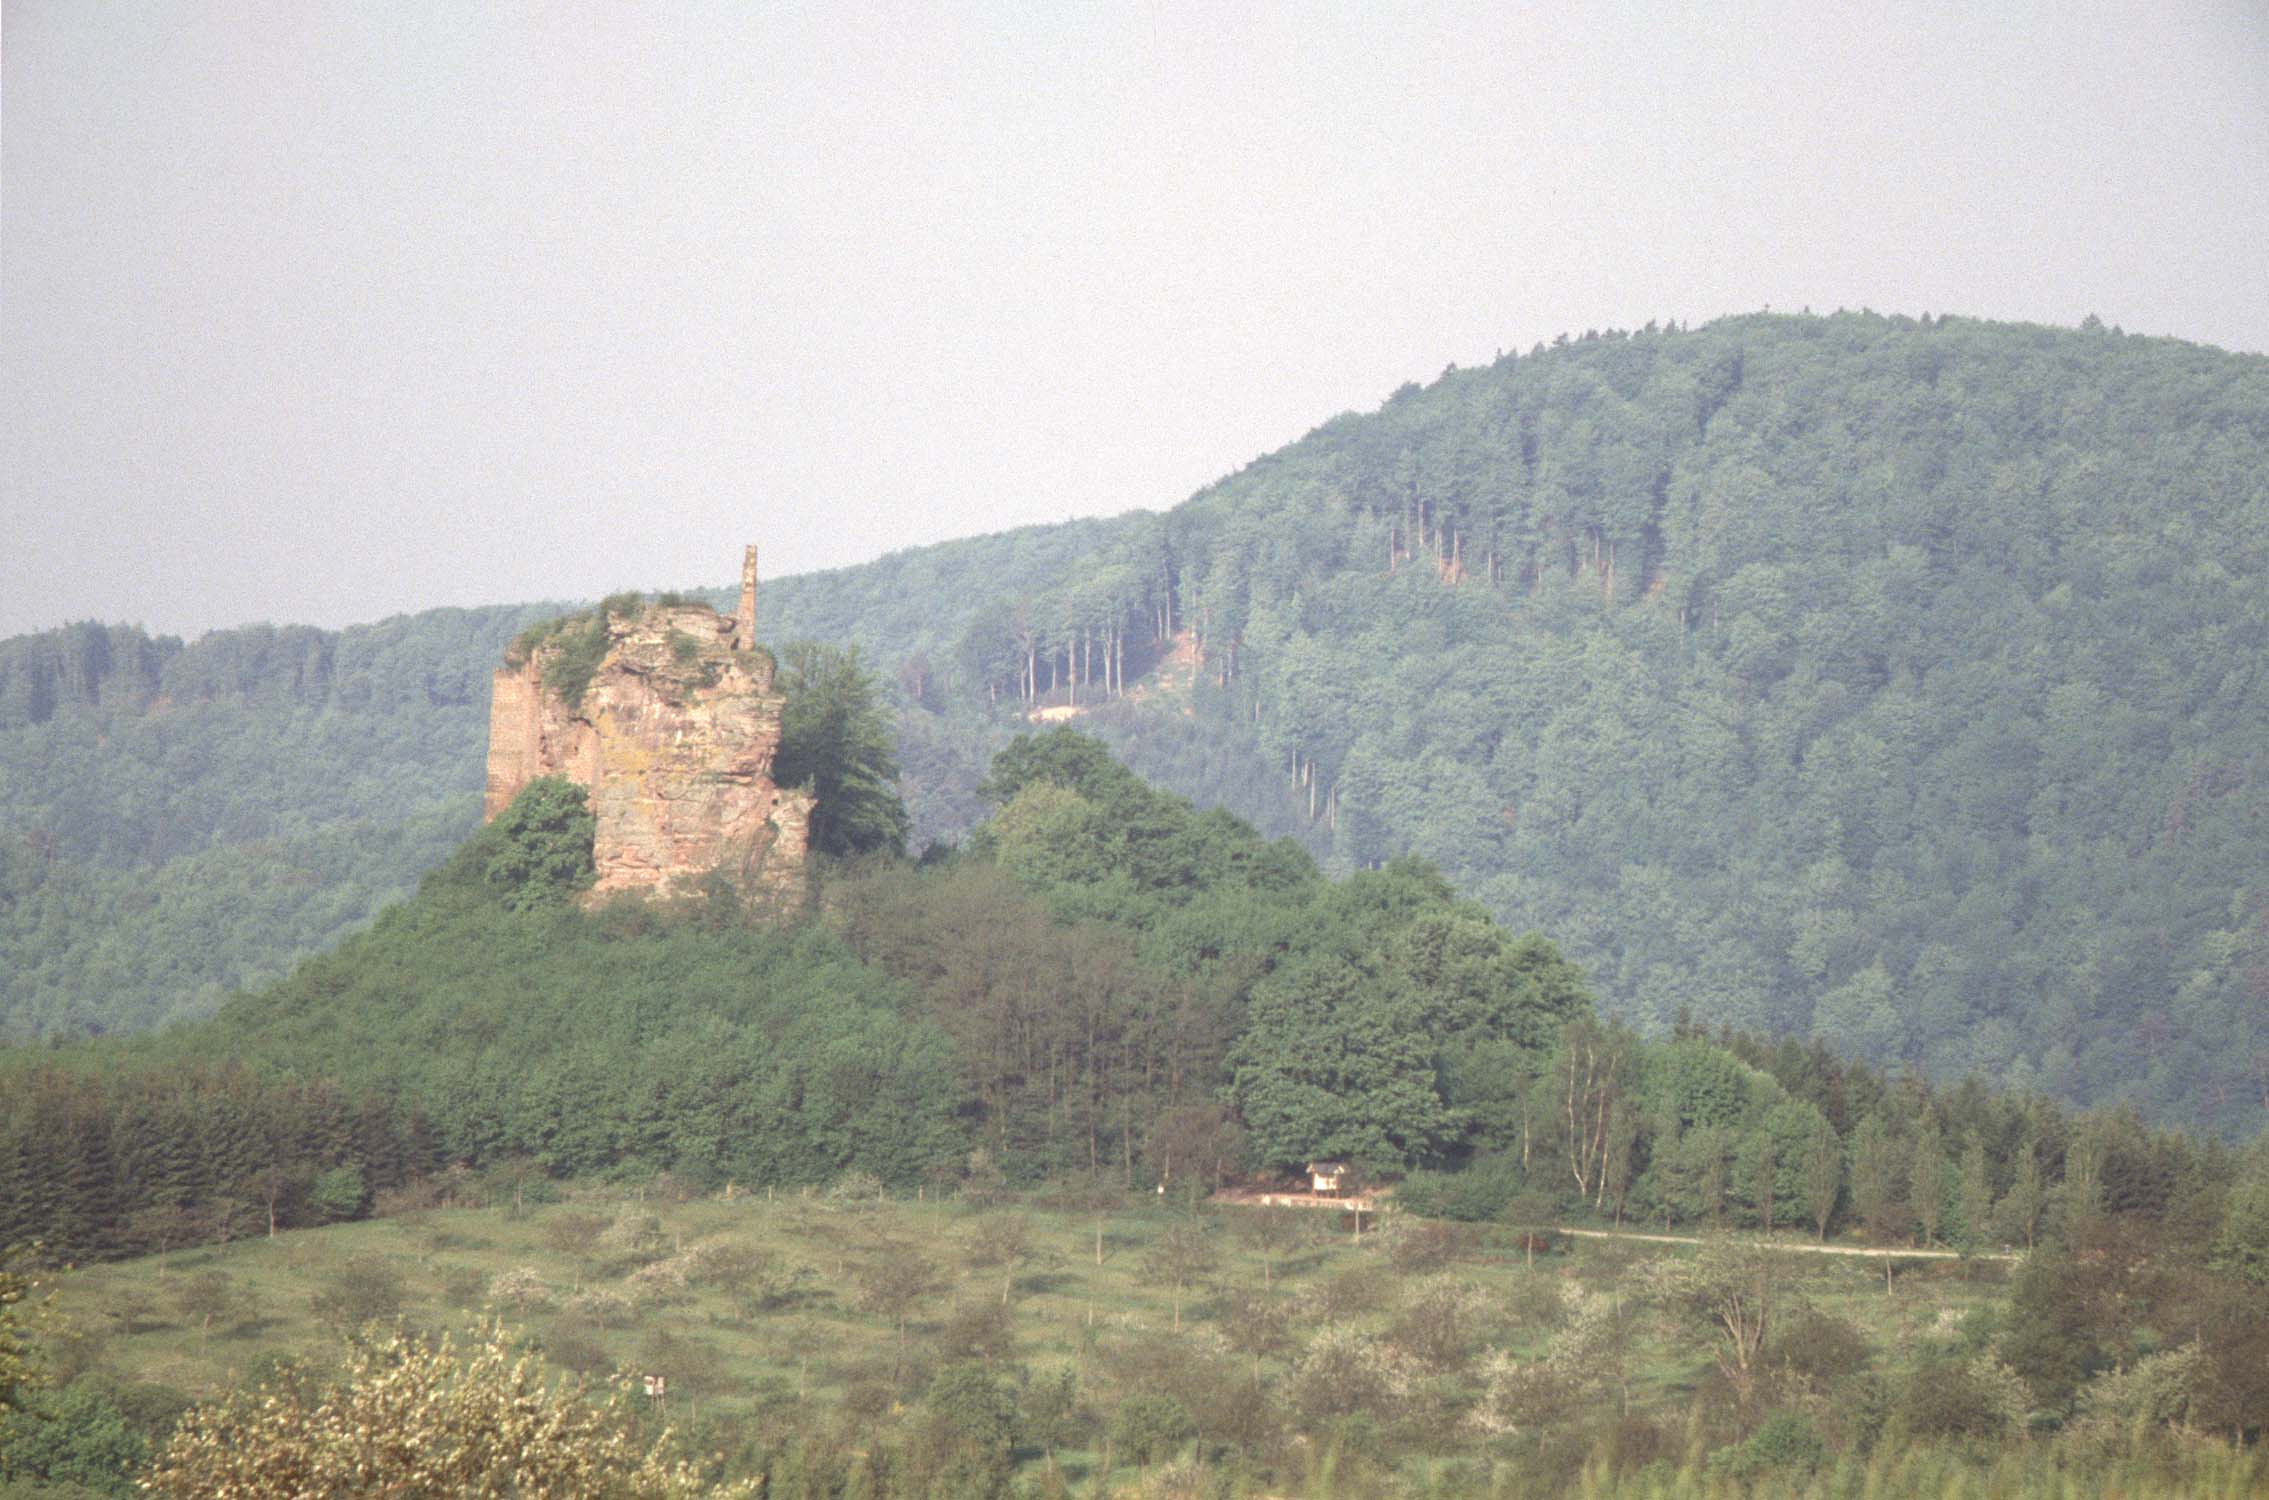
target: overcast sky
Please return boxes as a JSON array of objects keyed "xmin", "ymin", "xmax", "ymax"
[{"xmin": 6, "ymin": 1, "xmax": 2267, "ymax": 641}]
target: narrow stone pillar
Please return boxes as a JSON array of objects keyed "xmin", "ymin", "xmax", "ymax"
[{"xmin": 736, "ymin": 544, "xmax": 758, "ymax": 642}]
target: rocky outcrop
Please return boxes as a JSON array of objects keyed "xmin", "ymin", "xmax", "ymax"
[{"xmin": 483, "ymin": 560, "xmax": 808, "ymax": 900}]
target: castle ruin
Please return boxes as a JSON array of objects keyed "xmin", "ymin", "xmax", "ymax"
[{"xmin": 483, "ymin": 545, "xmax": 810, "ymax": 899}]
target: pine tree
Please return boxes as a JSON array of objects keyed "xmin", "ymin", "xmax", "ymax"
[
  {"xmin": 1996, "ymin": 1141, "xmax": 2047, "ymax": 1250},
  {"xmin": 1957, "ymin": 1135, "xmax": 1994, "ymax": 1251}
]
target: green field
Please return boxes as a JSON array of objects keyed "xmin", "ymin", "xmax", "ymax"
[{"xmin": 21, "ymin": 1185, "xmax": 2063, "ymax": 1495}]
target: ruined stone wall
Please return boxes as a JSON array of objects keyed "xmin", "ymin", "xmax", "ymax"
[{"xmin": 483, "ymin": 599, "xmax": 810, "ymax": 900}]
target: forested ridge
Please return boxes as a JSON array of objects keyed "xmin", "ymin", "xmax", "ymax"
[
  {"xmin": 0, "ymin": 606, "xmax": 558, "ymax": 1036},
  {"xmin": 2, "ymin": 733, "xmax": 2254, "ymax": 1280},
  {"xmin": 6, "ymin": 736, "xmax": 2269, "ymax": 1499},
  {"xmin": 5, "ymin": 311, "xmax": 2266, "ymax": 1138}
]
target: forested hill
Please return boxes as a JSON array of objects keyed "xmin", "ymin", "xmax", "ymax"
[
  {"xmin": 5, "ymin": 312, "xmax": 2266, "ymax": 1137},
  {"xmin": 0, "ymin": 605, "xmax": 560, "ymax": 1034},
  {"xmin": 777, "ymin": 313, "xmax": 2269, "ymax": 1139}
]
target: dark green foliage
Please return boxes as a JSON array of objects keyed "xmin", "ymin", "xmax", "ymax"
[
  {"xmin": 756, "ymin": 315, "xmax": 2269, "ymax": 1138},
  {"xmin": 0, "ymin": 1247, "xmax": 36, "ymax": 1421},
  {"xmin": 0, "ymin": 1379, "xmax": 148, "ymax": 1495},
  {"xmin": 1999, "ymin": 1248, "xmax": 2109, "ymax": 1412},
  {"xmin": 8, "ymin": 315, "xmax": 2266, "ymax": 1142},
  {"xmin": 0, "ymin": 603, "xmax": 559, "ymax": 1038},
  {"xmin": 1393, "ymin": 1156, "xmax": 1522, "ymax": 1222},
  {"xmin": 774, "ymin": 642, "xmax": 911, "ymax": 859},
  {"xmin": 1224, "ymin": 861, "xmax": 1593, "ymax": 1170}
]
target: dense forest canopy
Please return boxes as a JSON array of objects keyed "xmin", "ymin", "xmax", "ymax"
[
  {"xmin": 5, "ymin": 732, "xmax": 2269, "ymax": 1496},
  {"xmin": 749, "ymin": 312, "xmax": 2269, "ymax": 1140},
  {"xmin": 1, "ymin": 731, "xmax": 2246, "ymax": 1281},
  {"xmin": 3, "ymin": 312, "xmax": 2265, "ymax": 1139}
]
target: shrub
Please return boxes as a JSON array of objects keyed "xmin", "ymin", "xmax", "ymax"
[
  {"xmin": 308, "ymin": 1166, "xmax": 367, "ymax": 1224},
  {"xmin": 1110, "ymin": 1391, "xmax": 1196, "ymax": 1467},
  {"xmin": 1305, "ymin": 1262, "xmax": 1394, "ymax": 1322},
  {"xmin": 538, "ymin": 1317, "xmax": 614, "ymax": 1378},
  {"xmin": 623, "ymin": 1259, "xmax": 691, "ymax": 1308},
  {"xmin": 1706, "ymin": 1412, "xmax": 1826, "ymax": 1482},
  {"xmin": 935, "ymin": 1298, "xmax": 1017, "ymax": 1364},
  {"xmin": 828, "ymin": 1170, "xmax": 888, "ymax": 1204},
  {"xmin": 1389, "ymin": 1276, "xmax": 1489, "ymax": 1372},
  {"xmin": 1889, "ymin": 1355, "xmax": 2031, "ymax": 1442},
  {"xmin": 1385, "ymin": 1218, "xmax": 1474, "ymax": 1275},
  {"xmin": 541, "ymin": 1211, "xmax": 609, "ymax": 1262},
  {"xmin": 1288, "ymin": 1326, "xmax": 1413, "ymax": 1428},
  {"xmin": 143, "ymin": 1325, "xmax": 756, "ymax": 1499},
  {"xmin": 561, "ymin": 1289, "xmax": 635, "ymax": 1329},
  {"xmin": 485, "ymin": 1266, "xmax": 553, "ymax": 1315},
  {"xmin": 595, "ymin": 1210, "xmax": 665, "ymax": 1267},
  {"xmin": 308, "ymin": 1255, "xmax": 405, "ymax": 1339},
  {"xmin": 437, "ymin": 1265, "xmax": 485, "ymax": 1310}
]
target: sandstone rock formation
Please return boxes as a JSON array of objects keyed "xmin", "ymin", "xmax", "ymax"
[{"xmin": 483, "ymin": 549, "xmax": 810, "ymax": 900}]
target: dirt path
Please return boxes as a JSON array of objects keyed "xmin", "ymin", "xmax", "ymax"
[
  {"xmin": 1551, "ymin": 1225, "xmax": 2017, "ymax": 1262},
  {"xmin": 1210, "ymin": 1186, "xmax": 2018, "ymax": 1263}
]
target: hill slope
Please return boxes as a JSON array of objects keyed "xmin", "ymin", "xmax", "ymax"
[
  {"xmin": 782, "ymin": 312, "xmax": 2269, "ymax": 1136},
  {"xmin": 4, "ymin": 312, "xmax": 2265, "ymax": 1134}
]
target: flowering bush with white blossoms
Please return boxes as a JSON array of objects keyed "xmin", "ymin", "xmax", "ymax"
[{"xmin": 143, "ymin": 1323, "xmax": 757, "ymax": 1499}]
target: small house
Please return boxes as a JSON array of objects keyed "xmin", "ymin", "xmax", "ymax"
[{"xmin": 1306, "ymin": 1160, "xmax": 1351, "ymax": 1197}]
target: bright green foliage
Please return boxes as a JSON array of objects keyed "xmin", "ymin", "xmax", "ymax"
[
  {"xmin": 307, "ymin": 1166, "xmax": 367, "ymax": 1224},
  {"xmin": 917, "ymin": 1362, "xmax": 1018, "ymax": 1499},
  {"xmin": 1705, "ymin": 1411, "xmax": 1824, "ymax": 1483},
  {"xmin": 2211, "ymin": 1175, "xmax": 2269, "ymax": 1285},
  {"xmin": 1224, "ymin": 860, "xmax": 1593, "ymax": 1170},
  {"xmin": 430, "ymin": 776, "xmax": 595, "ymax": 912},
  {"xmin": 975, "ymin": 726, "xmax": 1129, "ymax": 806},
  {"xmin": 1110, "ymin": 1391, "xmax": 1195, "ymax": 1467},
  {"xmin": 520, "ymin": 592, "xmax": 644, "ymax": 709},
  {"xmin": 976, "ymin": 727, "xmax": 1316, "ymax": 913},
  {"xmin": 1641, "ymin": 1040, "xmax": 1758, "ymax": 1132},
  {"xmin": 773, "ymin": 642, "xmax": 911, "ymax": 859},
  {"xmin": 177, "ymin": 895, "xmax": 965, "ymax": 1192}
]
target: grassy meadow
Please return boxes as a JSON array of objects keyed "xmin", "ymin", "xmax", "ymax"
[{"xmin": 25, "ymin": 1183, "xmax": 2138, "ymax": 1498}]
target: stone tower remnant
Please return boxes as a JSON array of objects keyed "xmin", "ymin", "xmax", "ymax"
[
  {"xmin": 483, "ymin": 546, "xmax": 809, "ymax": 900},
  {"xmin": 736, "ymin": 544, "xmax": 758, "ymax": 643}
]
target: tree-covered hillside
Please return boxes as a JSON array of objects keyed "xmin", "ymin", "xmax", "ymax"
[
  {"xmin": 776, "ymin": 313, "xmax": 2269, "ymax": 1138},
  {"xmin": 4, "ymin": 313, "xmax": 2264, "ymax": 1137},
  {"xmin": 0, "ymin": 606, "xmax": 557, "ymax": 1035},
  {"xmin": 11, "ymin": 732, "xmax": 2241, "ymax": 1294}
]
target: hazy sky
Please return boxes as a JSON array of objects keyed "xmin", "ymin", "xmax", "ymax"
[{"xmin": 7, "ymin": 1, "xmax": 2267, "ymax": 641}]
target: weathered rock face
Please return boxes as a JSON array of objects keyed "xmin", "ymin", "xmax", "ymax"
[{"xmin": 483, "ymin": 597, "xmax": 810, "ymax": 900}]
